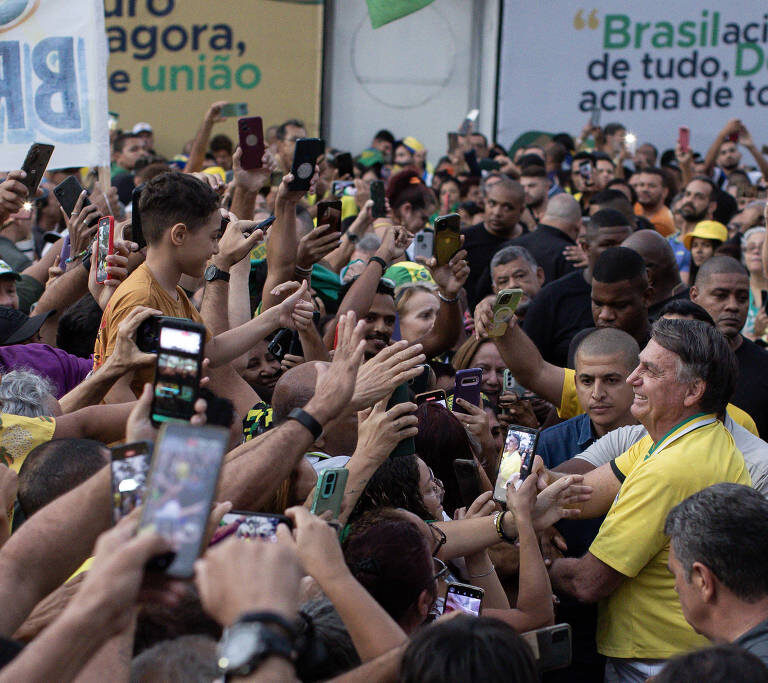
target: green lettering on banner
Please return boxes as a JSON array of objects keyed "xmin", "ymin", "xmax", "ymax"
[
  {"xmin": 736, "ymin": 43, "xmax": 763, "ymax": 77},
  {"xmin": 604, "ymin": 15, "xmax": 630, "ymax": 49}
]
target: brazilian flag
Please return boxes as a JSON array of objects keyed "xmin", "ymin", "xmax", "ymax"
[{"xmin": 366, "ymin": 0, "xmax": 435, "ymax": 29}]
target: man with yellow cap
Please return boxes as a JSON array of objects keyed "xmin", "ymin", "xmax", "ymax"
[{"xmin": 393, "ymin": 137, "xmax": 432, "ymax": 185}]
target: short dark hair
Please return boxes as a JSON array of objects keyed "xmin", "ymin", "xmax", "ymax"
[
  {"xmin": 400, "ymin": 616, "xmax": 539, "ymax": 683},
  {"xmin": 18, "ymin": 439, "xmax": 107, "ymax": 516},
  {"xmin": 651, "ymin": 318, "xmax": 737, "ymax": 414},
  {"xmin": 591, "ymin": 189, "xmax": 632, "ymax": 207},
  {"xmin": 374, "ymin": 129, "xmax": 395, "ymax": 145},
  {"xmin": 654, "ymin": 644, "xmax": 768, "ymax": 683},
  {"xmin": 209, "ymin": 134, "xmax": 233, "ymax": 154},
  {"xmin": 687, "ymin": 175, "xmax": 718, "ymax": 201},
  {"xmin": 593, "ymin": 246, "xmax": 646, "ymax": 284},
  {"xmin": 592, "ymin": 151, "xmax": 615, "ymax": 167},
  {"xmin": 659, "ymin": 299, "xmax": 715, "ymax": 326},
  {"xmin": 604, "ymin": 122, "xmax": 626, "ymax": 136},
  {"xmin": 276, "ymin": 119, "xmax": 306, "ymax": 140},
  {"xmin": 665, "ymin": 483, "xmax": 768, "ymax": 601},
  {"xmin": 470, "ymin": 132, "xmax": 488, "ymax": 147},
  {"xmin": 520, "ymin": 165, "xmax": 547, "ymax": 179},
  {"xmin": 606, "ymin": 178, "xmax": 638, "ymax": 204},
  {"xmin": 113, "ymin": 132, "xmax": 141, "ymax": 153},
  {"xmin": 572, "ymin": 150, "xmax": 595, "ymax": 165},
  {"xmin": 637, "ymin": 166, "xmax": 666, "ymax": 182},
  {"xmin": 576, "ymin": 328, "xmax": 640, "ymax": 372},
  {"xmin": 694, "ymin": 254, "xmax": 749, "ymax": 287},
  {"xmin": 139, "ymin": 171, "xmax": 219, "ymax": 245},
  {"xmin": 57, "ymin": 294, "xmax": 103, "ymax": 359}
]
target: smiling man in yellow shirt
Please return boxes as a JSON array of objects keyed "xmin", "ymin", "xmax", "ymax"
[{"xmin": 548, "ymin": 319, "xmax": 750, "ymax": 681}]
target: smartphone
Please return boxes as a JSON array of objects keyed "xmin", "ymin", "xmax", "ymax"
[
  {"xmin": 521, "ymin": 624, "xmax": 572, "ymax": 672},
  {"xmin": 727, "ymin": 131, "xmax": 739, "ymax": 143},
  {"xmin": 20, "ymin": 142, "xmax": 54, "ymax": 195},
  {"xmin": 95, "ymin": 216, "xmax": 115, "ymax": 284},
  {"xmin": 110, "ymin": 441, "xmax": 153, "ymax": 524},
  {"xmin": 678, "ymin": 126, "xmax": 690, "ymax": 154},
  {"xmin": 288, "ymin": 137, "xmax": 325, "ymax": 192},
  {"xmin": 288, "ymin": 330, "xmax": 304, "ymax": 358},
  {"xmin": 416, "ymin": 389, "xmax": 446, "ymax": 407},
  {"xmin": 150, "ymin": 318, "xmax": 206, "ymax": 426},
  {"xmin": 317, "ymin": 199, "xmax": 342, "ymax": 233},
  {"xmin": 53, "ymin": 175, "xmax": 90, "ymax": 217},
  {"xmin": 332, "ymin": 180, "xmax": 355, "ymax": 198},
  {"xmin": 503, "ymin": 369, "xmax": 528, "ymax": 399},
  {"xmin": 310, "ymin": 467, "xmax": 349, "ymax": 519},
  {"xmin": 442, "ymin": 582, "xmax": 484, "ymax": 616},
  {"xmin": 578, "ymin": 161, "xmax": 593, "ymax": 182},
  {"xmin": 267, "ymin": 328, "xmax": 293, "ymax": 362},
  {"xmin": 434, "ymin": 214, "xmax": 461, "ymax": 267},
  {"xmin": 130, "ymin": 184, "xmax": 146, "ymax": 250},
  {"xmin": 458, "ymin": 109, "xmax": 479, "ymax": 136},
  {"xmin": 139, "ymin": 423, "xmax": 229, "ymax": 577},
  {"xmin": 762, "ymin": 290, "xmax": 768, "ymax": 314},
  {"xmin": 453, "ymin": 368, "xmax": 482, "ymax": 414},
  {"xmin": 493, "ymin": 425, "xmax": 540, "ymax": 503},
  {"xmin": 211, "ymin": 511, "xmax": 292, "ymax": 545},
  {"xmin": 447, "ymin": 131, "xmax": 460, "ymax": 154},
  {"xmin": 589, "ymin": 106, "xmax": 601, "ymax": 128},
  {"xmin": 237, "ymin": 116, "xmax": 265, "ymax": 170},
  {"xmin": 221, "ymin": 102, "xmax": 248, "ymax": 117},
  {"xmin": 370, "ymin": 179, "xmax": 387, "ymax": 218},
  {"xmin": 413, "ymin": 229, "xmax": 435, "ymax": 262},
  {"xmin": 409, "ymin": 364, "xmax": 431, "ymax": 395},
  {"xmin": 244, "ymin": 214, "xmax": 276, "ymax": 237},
  {"xmin": 387, "ymin": 382, "xmax": 416, "ymax": 457},
  {"xmin": 334, "ymin": 152, "xmax": 353, "ymax": 178},
  {"xmin": 453, "ymin": 458, "xmax": 480, "ymax": 509},
  {"xmin": 488, "ymin": 289, "xmax": 523, "ymax": 338}
]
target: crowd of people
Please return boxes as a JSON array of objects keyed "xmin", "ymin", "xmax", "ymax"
[{"xmin": 0, "ymin": 96, "xmax": 765, "ymax": 682}]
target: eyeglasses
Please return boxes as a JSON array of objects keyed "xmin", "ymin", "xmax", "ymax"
[
  {"xmin": 432, "ymin": 557, "xmax": 449, "ymax": 582},
  {"xmin": 427, "ymin": 468, "xmax": 444, "ymax": 501}
]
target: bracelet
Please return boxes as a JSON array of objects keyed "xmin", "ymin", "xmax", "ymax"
[
  {"xmin": 287, "ymin": 408, "xmax": 323, "ymax": 440},
  {"xmin": 437, "ymin": 290, "xmax": 459, "ymax": 304},
  {"xmin": 64, "ymin": 248, "xmax": 88, "ymax": 265},
  {"xmin": 294, "ymin": 265, "xmax": 312, "ymax": 277},
  {"xmin": 368, "ymin": 256, "xmax": 387, "ymax": 271},
  {"xmin": 468, "ymin": 566, "xmax": 496, "ymax": 578},
  {"xmin": 497, "ymin": 510, "xmax": 518, "ymax": 545},
  {"xmin": 81, "ymin": 247, "xmax": 93, "ymax": 273}
]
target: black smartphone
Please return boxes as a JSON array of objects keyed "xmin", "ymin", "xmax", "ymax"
[
  {"xmin": 53, "ymin": 175, "xmax": 90, "ymax": 217},
  {"xmin": 434, "ymin": 213, "xmax": 461, "ymax": 267},
  {"xmin": 211, "ymin": 511, "xmax": 292, "ymax": 545},
  {"xmin": 288, "ymin": 137, "xmax": 325, "ymax": 192},
  {"xmin": 371, "ymin": 179, "xmax": 386, "ymax": 218},
  {"xmin": 443, "ymin": 582, "xmax": 484, "ymax": 616},
  {"xmin": 416, "ymin": 389, "xmax": 447, "ymax": 407},
  {"xmin": 238, "ymin": 116, "xmax": 265, "ymax": 170},
  {"xmin": 267, "ymin": 328, "xmax": 293, "ymax": 362},
  {"xmin": 130, "ymin": 184, "xmax": 147, "ymax": 250},
  {"xmin": 243, "ymin": 214, "xmax": 276, "ymax": 237},
  {"xmin": 317, "ymin": 199, "xmax": 341, "ymax": 234},
  {"xmin": 493, "ymin": 424, "xmax": 540, "ymax": 503},
  {"xmin": 21, "ymin": 142, "xmax": 54, "ymax": 195},
  {"xmin": 335, "ymin": 152, "xmax": 353, "ymax": 178},
  {"xmin": 453, "ymin": 458, "xmax": 481, "ymax": 509},
  {"xmin": 139, "ymin": 423, "xmax": 229, "ymax": 577},
  {"xmin": 288, "ymin": 330, "xmax": 304, "ymax": 357},
  {"xmin": 522, "ymin": 624, "xmax": 572, "ymax": 672},
  {"xmin": 150, "ymin": 318, "xmax": 206, "ymax": 426},
  {"xmin": 387, "ymin": 382, "xmax": 415, "ymax": 457},
  {"xmin": 110, "ymin": 441, "xmax": 153, "ymax": 524},
  {"xmin": 453, "ymin": 368, "xmax": 482, "ymax": 414},
  {"xmin": 409, "ymin": 364, "xmax": 431, "ymax": 395},
  {"xmin": 761, "ymin": 290, "xmax": 768, "ymax": 314}
]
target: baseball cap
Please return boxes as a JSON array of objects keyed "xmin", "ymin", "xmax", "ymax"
[
  {"xmin": 356, "ymin": 148, "xmax": 384, "ymax": 168},
  {"xmin": 132, "ymin": 122, "xmax": 153, "ymax": 135},
  {"xmin": 0, "ymin": 260, "xmax": 21, "ymax": 281},
  {"xmin": 401, "ymin": 136, "xmax": 425, "ymax": 154},
  {"xmin": 0, "ymin": 307, "xmax": 54, "ymax": 345},
  {"xmin": 683, "ymin": 221, "xmax": 728, "ymax": 250}
]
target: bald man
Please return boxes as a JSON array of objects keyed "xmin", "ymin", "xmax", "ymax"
[
  {"xmin": 623, "ymin": 230, "xmax": 688, "ymax": 320},
  {"xmin": 510, "ymin": 193, "xmax": 582, "ymax": 283}
]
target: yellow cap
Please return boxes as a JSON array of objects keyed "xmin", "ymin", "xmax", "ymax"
[
  {"xmin": 402, "ymin": 136, "xmax": 425, "ymax": 153},
  {"xmin": 683, "ymin": 220, "xmax": 728, "ymax": 251},
  {"xmin": 203, "ymin": 166, "xmax": 226, "ymax": 182}
]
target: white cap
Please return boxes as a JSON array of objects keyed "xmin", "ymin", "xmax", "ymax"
[{"xmin": 132, "ymin": 122, "xmax": 152, "ymax": 135}]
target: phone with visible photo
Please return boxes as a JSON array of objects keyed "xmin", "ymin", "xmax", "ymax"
[
  {"xmin": 493, "ymin": 425, "xmax": 540, "ymax": 503},
  {"xmin": 96, "ymin": 216, "xmax": 115, "ymax": 284},
  {"xmin": 442, "ymin": 582, "xmax": 484, "ymax": 616},
  {"xmin": 211, "ymin": 511, "xmax": 292, "ymax": 545},
  {"xmin": 110, "ymin": 441, "xmax": 153, "ymax": 524},
  {"xmin": 221, "ymin": 103, "xmax": 248, "ymax": 117}
]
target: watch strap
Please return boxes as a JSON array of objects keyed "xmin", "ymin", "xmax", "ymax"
[
  {"xmin": 206, "ymin": 265, "xmax": 230, "ymax": 282},
  {"xmin": 237, "ymin": 611, "xmax": 300, "ymax": 639},
  {"xmin": 287, "ymin": 408, "xmax": 323, "ymax": 440},
  {"xmin": 219, "ymin": 620, "xmax": 295, "ymax": 678}
]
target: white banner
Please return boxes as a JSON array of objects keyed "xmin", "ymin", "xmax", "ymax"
[
  {"xmin": 0, "ymin": 0, "xmax": 109, "ymax": 169},
  {"xmin": 497, "ymin": 2, "xmax": 768, "ymax": 152}
]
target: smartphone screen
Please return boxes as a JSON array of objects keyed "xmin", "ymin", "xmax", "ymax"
[
  {"xmin": 493, "ymin": 426, "xmax": 539, "ymax": 503},
  {"xmin": 317, "ymin": 200, "xmax": 341, "ymax": 233},
  {"xmin": 139, "ymin": 423, "xmax": 228, "ymax": 577},
  {"xmin": 211, "ymin": 511, "xmax": 291, "ymax": 544},
  {"xmin": 332, "ymin": 180, "xmax": 355, "ymax": 198},
  {"xmin": 370, "ymin": 180, "xmax": 386, "ymax": 218},
  {"xmin": 416, "ymin": 389, "xmax": 446, "ymax": 408},
  {"xmin": 151, "ymin": 321, "xmax": 205, "ymax": 425},
  {"xmin": 96, "ymin": 216, "xmax": 114, "ymax": 284},
  {"xmin": 443, "ymin": 583, "xmax": 484, "ymax": 616},
  {"xmin": 111, "ymin": 442, "xmax": 153, "ymax": 524}
]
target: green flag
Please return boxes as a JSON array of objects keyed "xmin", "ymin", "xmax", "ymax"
[{"xmin": 366, "ymin": 0, "xmax": 435, "ymax": 29}]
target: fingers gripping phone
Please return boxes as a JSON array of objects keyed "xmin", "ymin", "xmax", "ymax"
[
  {"xmin": 139, "ymin": 423, "xmax": 229, "ymax": 577},
  {"xmin": 370, "ymin": 179, "xmax": 387, "ymax": 218},
  {"xmin": 493, "ymin": 425, "xmax": 540, "ymax": 503},
  {"xmin": 387, "ymin": 382, "xmax": 416, "ymax": 457},
  {"xmin": 53, "ymin": 175, "xmax": 91, "ymax": 217},
  {"xmin": 317, "ymin": 199, "xmax": 341, "ymax": 233},
  {"xmin": 21, "ymin": 142, "xmax": 54, "ymax": 195},
  {"xmin": 453, "ymin": 368, "xmax": 482, "ymax": 414},
  {"xmin": 288, "ymin": 138, "xmax": 325, "ymax": 192},
  {"xmin": 442, "ymin": 582, "xmax": 484, "ymax": 616},
  {"xmin": 211, "ymin": 511, "xmax": 292, "ymax": 545},
  {"xmin": 488, "ymin": 289, "xmax": 523, "ymax": 338},
  {"xmin": 95, "ymin": 216, "xmax": 115, "ymax": 284},
  {"xmin": 238, "ymin": 116, "xmax": 265, "ymax": 170},
  {"xmin": 453, "ymin": 458, "xmax": 481, "ymax": 509},
  {"xmin": 110, "ymin": 441, "xmax": 153, "ymax": 524},
  {"xmin": 310, "ymin": 467, "xmax": 349, "ymax": 519},
  {"xmin": 150, "ymin": 318, "xmax": 206, "ymax": 426},
  {"xmin": 434, "ymin": 213, "xmax": 461, "ymax": 267}
]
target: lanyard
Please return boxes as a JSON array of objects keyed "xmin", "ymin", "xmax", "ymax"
[{"xmin": 644, "ymin": 413, "xmax": 717, "ymax": 461}]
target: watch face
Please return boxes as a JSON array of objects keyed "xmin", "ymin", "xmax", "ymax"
[
  {"xmin": 219, "ymin": 625, "xmax": 263, "ymax": 671},
  {"xmin": 204, "ymin": 264, "xmax": 216, "ymax": 281}
]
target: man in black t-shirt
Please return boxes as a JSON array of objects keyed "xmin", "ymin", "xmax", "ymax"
[{"xmin": 690, "ymin": 255, "xmax": 768, "ymax": 438}]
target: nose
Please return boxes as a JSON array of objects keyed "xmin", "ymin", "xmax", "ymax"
[
  {"xmin": 627, "ymin": 366, "xmax": 640, "ymax": 386},
  {"xmin": 592, "ymin": 379, "xmax": 607, "ymax": 400},
  {"xmin": 598, "ymin": 306, "xmax": 615, "ymax": 323},
  {"xmin": 723, "ymin": 295, "xmax": 740, "ymax": 312}
]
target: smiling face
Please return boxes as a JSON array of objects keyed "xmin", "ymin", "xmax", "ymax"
[
  {"xmin": 361, "ymin": 293, "xmax": 396, "ymax": 359},
  {"xmin": 470, "ymin": 341, "xmax": 507, "ymax": 403},
  {"xmin": 242, "ymin": 340, "xmax": 282, "ymax": 401}
]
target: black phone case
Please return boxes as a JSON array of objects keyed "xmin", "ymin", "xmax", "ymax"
[
  {"xmin": 387, "ymin": 383, "xmax": 416, "ymax": 457},
  {"xmin": 287, "ymin": 138, "xmax": 324, "ymax": 191},
  {"xmin": 21, "ymin": 143, "xmax": 54, "ymax": 194},
  {"xmin": 371, "ymin": 180, "xmax": 387, "ymax": 218},
  {"xmin": 335, "ymin": 152, "xmax": 353, "ymax": 178},
  {"xmin": 53, "ymin": 176, "xmax": 90, "ymax": 217},
  {"xmin": 131, "ymin": 184, "xmax": 147, "ymax": 250},
  {"xmin": 317, "ymin": 200, "xmax": 342, "ymax": 233},
  {"xmin": 267, "ymin": 328, "xmax": 293, "ymax": 362}
]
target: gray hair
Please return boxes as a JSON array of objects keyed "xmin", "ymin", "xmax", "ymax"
[
  {"xmin": 650, "ymin": 318, "xmax": 736, "ymax": 415},
  {"xmin": 357, "ymin": 233, "xmax": 381, "ymax": 254},
  {"xmin": 0, "ymin": 369, "xmax": 56, "ymax": 417},
  {"xmin": 490, "ymin": 246, "xmax": 538, "ymax": 273},
  {"xmin": 664, "ymin": 483, "xmax": 768, "ymax": 601}
]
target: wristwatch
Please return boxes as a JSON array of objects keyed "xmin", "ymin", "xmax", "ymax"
[
  {"xmin": 204, "ymin": 264, "xmax": 230, "ymax": 283},
  {"xmin": 217, "ymin": 617, "xmax": 296, "ymax": 678}
]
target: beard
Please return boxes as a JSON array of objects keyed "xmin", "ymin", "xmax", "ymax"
[{"xmin": 679, "ymin": 202, "xmax": 708, "ymax": 223}]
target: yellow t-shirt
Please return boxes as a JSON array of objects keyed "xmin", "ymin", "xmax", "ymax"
[
  {"xmin": 93, "ymin": 263, "xmax": 208, "ymax": 397},
  {"xmin": 557, "ymin": 367, "xmax": 758, "ymax": 435},
  {"xmin": 590, "ymin": 415, "xmax": 750, "ymax": 659},
  {"xmin": 0, "ymin": 413, "xmax": 55, "ymax": 472}
]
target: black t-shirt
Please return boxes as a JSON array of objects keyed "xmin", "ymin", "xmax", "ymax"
[
  {"xmin": 522, "ymin": 270, "xmax": 593, "ymax": 367},
  {"xmin": 510, "ymin": 224, "xmax": 577, "ymax": 285},
  {"xmin": 733, "ymin": 337, "xmax": 768, "ymax": 439},
  {"xmin": 647, "ymin": 288, "xmax": 690, "ymax": 322},
  {"xmin": 463, "ymin": 222, "xmax": 523, "ymax": 308}
]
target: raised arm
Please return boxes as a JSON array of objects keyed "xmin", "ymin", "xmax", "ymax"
[
  {"xmin": 739, "ymin": 124, "xmax": 768, "ymax": 182},
  {"xmin": 703, "ymin": 118, "xmax": 741, "ymax": 174},
  {"xmin": 183, "ymin": 101, "xmax": 227, "ymax": 173}
]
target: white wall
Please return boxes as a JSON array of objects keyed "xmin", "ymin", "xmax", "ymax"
[{"xmin": 323, "ymin": 0, "xmax": 500, "ymax": 166}]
